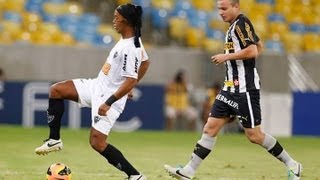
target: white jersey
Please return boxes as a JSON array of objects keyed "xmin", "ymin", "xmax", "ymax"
[{"xmin": 95, "ymin": 37, "xmax": 149, "ymax": 112}]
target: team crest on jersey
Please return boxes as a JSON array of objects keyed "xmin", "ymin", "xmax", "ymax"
[
  {"xmin": 94, "ymin": 116, "xmax": 101, "ymax": 124},
  {"xmin": 234, "ymin": 79, "xmax": 239, "ymax": 86},
  {"xmin": 113, "ymin": 51, "xmax": 118, "ymax": 59}
]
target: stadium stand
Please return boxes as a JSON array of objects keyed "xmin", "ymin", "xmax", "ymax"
[{"xmin": 0, "ymin": 0, "xmax": 319, "ymax": 53}]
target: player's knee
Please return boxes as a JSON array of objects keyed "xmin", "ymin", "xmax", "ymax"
[
  {"xmin": 203, "ymin": 124, "xmax": 218, "ymax": 137},
  {"xmin": 246, "ymin": 132, "xmax": 264, "ymax": 144},
  {"xmin": 49, "ymin": 83, "xmax": 63, "ymax": 98},
  {"xmin": 90, "ymin": 135, "xmax": 107, "ymax": 153}
]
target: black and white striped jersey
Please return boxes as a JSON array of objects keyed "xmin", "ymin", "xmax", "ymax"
[{"xmin": 222, "ymin": 14, "xmax": 261, "ymax": 93}]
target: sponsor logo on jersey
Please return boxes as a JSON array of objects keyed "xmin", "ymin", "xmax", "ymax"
[
  {"xmin": 235, "ymin": 25, "xmax": 246, "ymax": 47},
  {"xmin": 134, "ymin": 57, "xmax": 138, "ymax": 73},
  {"xmin": 102, "ymin": 63, "xmax": 111, "ymax": 75},
  {"xmin": 224, "ymin": 42, "xmax": 234, "ymax": 54},
  {"xmin": 123, "ymin": 54, "xmax": 127, "ymax": 71}
]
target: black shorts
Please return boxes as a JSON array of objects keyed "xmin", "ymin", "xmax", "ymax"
[{"xmin": 210, "ymin": 90, "xmax": 261, "ymax": 128}]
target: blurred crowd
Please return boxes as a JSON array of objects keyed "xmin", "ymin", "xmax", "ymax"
[
  {"xmin": 0, "ymin": 0, "xmax": 319, "ymax": 53},
  {"xmin": 164, "ymin": 69, "xmax": 242, "ymax": 133}
]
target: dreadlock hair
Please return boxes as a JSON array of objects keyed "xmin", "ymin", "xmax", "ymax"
[{"xmin": 116, "ymin": 3, "xmax": 143, "ymax": 48}]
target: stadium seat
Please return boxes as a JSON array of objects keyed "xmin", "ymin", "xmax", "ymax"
[
  {"xmin": 21, "ymin": 12, "xmax": 42, "ymax": 32},
  {"xmin": 151, "ymin": 0, "xmax": 174, "ymax": 10},
  {"xmin": 269, "ymin": 22, "xmax": 288, "ymax": 39},
  {"xmin": 202, "ymin": 37, "xmax": 224, "ymax": 52},
  {"xmin": 289, "ymin": 23, "xmax": 306, "ymax": 34},
  {"xmin": 64, "ymin": 2, "xmax": 83, "ymax": 15},
  {"xmin": 16, "ymin": 31, "xmax": 32, "ymax": 43},
  {"xmin": 171, "ymin": 0, "xmax": 193, "ymax": 18},
  {"xmin": 308, "ymin": 24, "xmax": 320, "ymax": 33},
  {"xmin": 184, "ymin": 26, "xmax": 205, "ymax": 47},
  {"xmin": 31, "ymin": 31, "xmax": 54, "ymax": 45},
  {"xmin": 256, "ymin": 0, "xmax": 274, "ymax": 4},
  {"xmin": 132, "ymin": 0, "xmax": 151, "ymax": 16},
  {"xmin": 188, "ymin": 10, "xmax": 210, "ymax": 29},
  {"xmin": 240, "ymin": 0, "xmax": 255, "ymax": 14},
  {"xmin": 151, "ymin": 8, "xmax": 170, "ymax": 29},
  {"xmin": 191, "ymin": 0, "xmax": 214, "ymax": 12},
  {"xmin": 303, "ymin": 33, "xmax": 320, "ymax": 52},
  {"xmin": 0, "ymin": 31, "xmax": 15, "ymax": 44},
  {"xmin": 25, "ymin": 0, "xmax": 43, "ymax": 13},
  {"xmin": 0, "ymin": 20, "xmax": 21, "ymax": 43},
  {"xmin": 3, "ymin": 11, "xmax": 22, "ymax": 23},
  {"xmin": 268, "ymin": 13, "xmax": 285, "ymax": 23},
  {"xmin": 57, "ymin": 14, "xmax": 79, "ymax": 34},
  {"xmin": 116, "ymin": 0, "xmax": 132, "ymax": 5},
  {"xmin": 3, "ymin": 0, "xmax": 25, "ymax": 12},
  {"xmin": 209, "ymin": 18, "xmax": 228, "ymax": 32},
  {"xmin": 264, "ymin": 40, "xmax": 285, "ymax": 54},
  {"xmin": 283, "ymin": 32, "xmax": 303, "ymax": 53},
  {"xmin": 42, "ymin": 2, "xmax": 66, "ymax": 15},
  {"xmin": 206, "ymin": 28, "xmax": 224, "ymax": 41},
  {"xmin": 250, "ymin": 16, "xmax": 268, "ymax": 40},
  {"xmin": 92, "ymin": 34, "xmax": 114, "ymax": 47},
  {"xmin": 98, "ymin": 23, "xmax": 120, "ymax": 40},
  {"xmin": 54, "ymin": 32, "xmax": 75, "ymax": 46},
  {"xmin": 168, "ymin": 16, "xmax": 189, "ymax": 41}
]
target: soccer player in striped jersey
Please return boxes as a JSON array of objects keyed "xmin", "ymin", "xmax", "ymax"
[
  {"xmin": 35, "ymin": 3, "xmax": 150, "ymax": 180},
  {"xmin": 164, "ymin": 0, "xmax": 301, "ymax": 179}
]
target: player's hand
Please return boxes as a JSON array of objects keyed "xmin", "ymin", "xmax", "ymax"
[
  {"xmin": 128, "ymin": 90, "xmax": 133, "ymax": 99},
  {"xmin": 98, "ymin": 103, "xmax": 110, "ymax": 116},
  {"xmin": 211, "ymin": 54, "xmax": 229, "ymax": 65}
]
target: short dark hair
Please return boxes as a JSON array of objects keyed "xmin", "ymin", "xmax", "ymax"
[{"xmin": 230, "ymin": 0, "xmax": 239, "ymax": 5}]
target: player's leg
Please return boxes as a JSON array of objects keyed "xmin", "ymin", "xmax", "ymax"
[
  {"xmin": 164, "ymin": 91, "xmax": 232, "ymax": 179},
  {"xmin": 244, "ymin": 127, "xmax": 302, "ymax": 179},
  {"xmin": 90, "ymin": 104, "xmax": 146, "ymax": 179},
  {"xmin": 35, "ymin": 80, "xmax": 79, "ymax": 155},
  {"xmin": 48, "ymin": 80, "xmax": 79, "ymax": 140},
  {"xmin": 164, "ymin": 116, "xmax": 229, "ymax": 179},
  {"xmin": 241, "ymin": 91, "xmax": 302, "ymax": 179}
]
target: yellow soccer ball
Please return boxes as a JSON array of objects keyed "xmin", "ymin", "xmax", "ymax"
[{"xmin": 46, "ymin": 162, "xmax": 72, "ymax": 180}]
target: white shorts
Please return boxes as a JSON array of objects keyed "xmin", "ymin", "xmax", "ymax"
[{"xmin": 73, "ymin": 78, "xmax": 121, "ymax": 135}]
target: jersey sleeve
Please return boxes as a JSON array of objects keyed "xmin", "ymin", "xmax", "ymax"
[
  {"xmin": 140, "ymin": 41, "xmax": 149, "ymax": 62},
  {"xmin": 120, "ymin": 47, "xmax": 142, "ymax": 79},
  {"xmin": 234, "ymin": 17, "xmax": 260, "ymax": 48}
]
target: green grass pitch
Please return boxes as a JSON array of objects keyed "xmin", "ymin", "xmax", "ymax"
[{"xmin": 0, "ymin": 125, "xmax": 319, "ymax": 180}]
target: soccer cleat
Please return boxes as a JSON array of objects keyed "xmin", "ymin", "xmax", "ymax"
[
  {"xmin": 164, "ymin": 165, "xmax": 192, "ymax": 180},
  {"xmin": 35, "ymin": 139, "xmax": 63, "ymax": 155},
  {"xmin": 127, "ymin": 174, "xmax": 147, "ymax": 180},
  {"xmin": 288, "ymin": 161, "xmax": 302, "ymax": 180}
]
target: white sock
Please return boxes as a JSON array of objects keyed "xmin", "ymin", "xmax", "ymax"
[
  {"xmin": 262, "ymin": 133, "xmax": 295, "ymax": 167},
  {"xmin": 183, "ymin": 134, "xmax": 216, "ymax": 176}
]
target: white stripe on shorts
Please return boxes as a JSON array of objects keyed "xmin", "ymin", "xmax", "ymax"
[{"xmin": 246, "ymin": 92, "xmax": 255, "ymax": 128}]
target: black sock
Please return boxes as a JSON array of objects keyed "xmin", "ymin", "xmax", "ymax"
[
  {"xmin": 47, "ymin": 98, "xmax": 64, "ymax": 140},
  {"xmin": 268, "ymin": 141, "xmax": 284, "ymax": 158},
  {"xmin": 100, "ymin": 144, "xmax": 139, "ymax": 176}
]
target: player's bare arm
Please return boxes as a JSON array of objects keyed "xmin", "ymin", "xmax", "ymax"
[
  {"xmin": 256, "ymin": 40, "xmax": 263, "ymax": 57},
  {"xmin": 127, "ymin": 59, "xmax": 150, "ymax": 99},
  {"xmin": 211, "ymin": 44, "xmax": 258, "ymax": 65},
  {"xmin": 98, "ymin": 77, "xmax": 137, "ymax": 116},
  {"xmin": 137, "ymin": 59, "xmax": 150, "ymax": 82}
]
